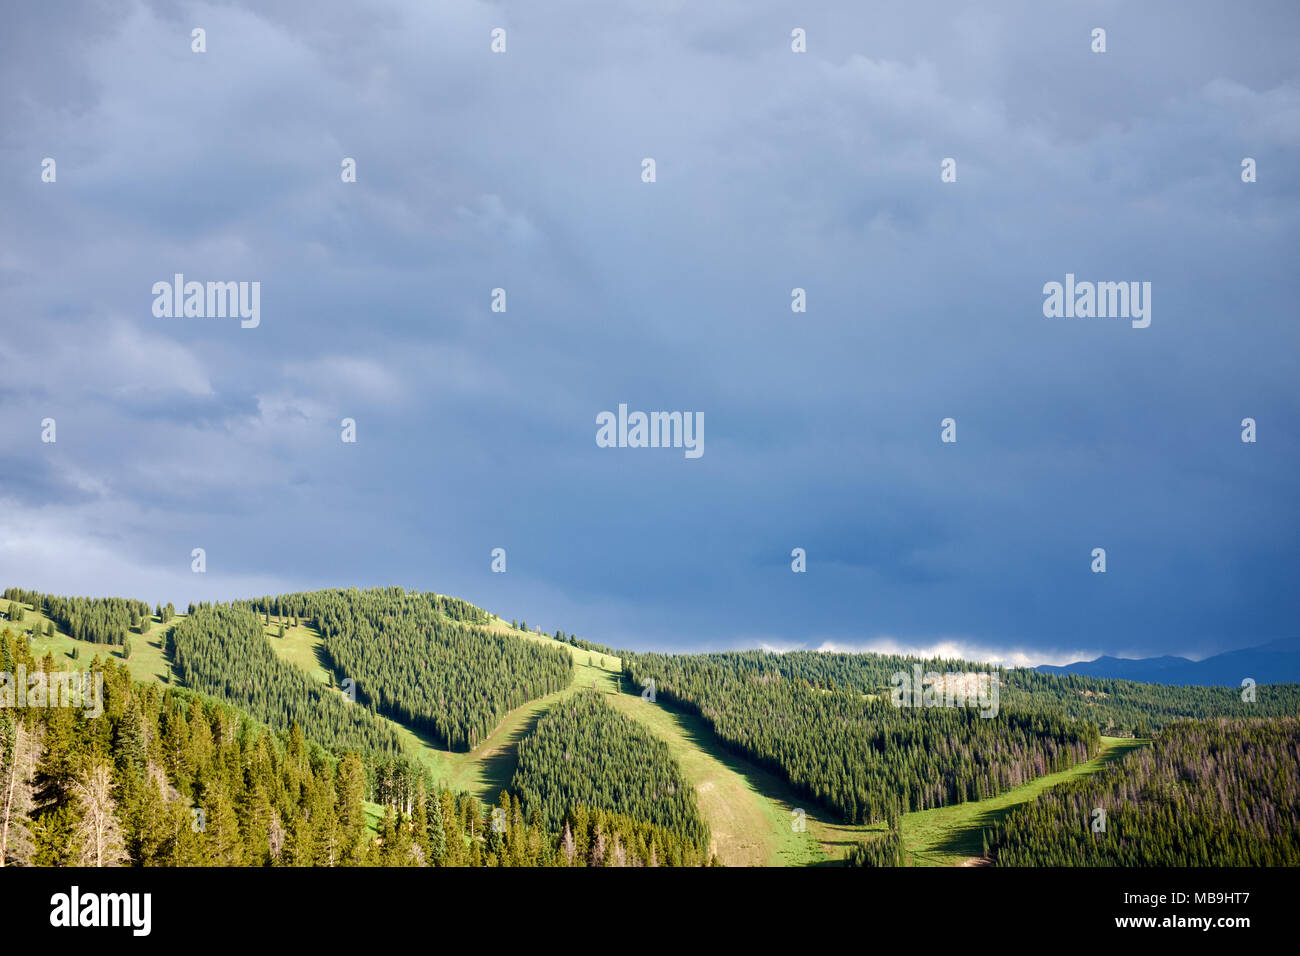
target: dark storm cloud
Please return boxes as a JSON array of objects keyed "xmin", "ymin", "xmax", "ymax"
[{"xmin": 1, "ymin": 0, "xmax": 1297, "ymax": 662}]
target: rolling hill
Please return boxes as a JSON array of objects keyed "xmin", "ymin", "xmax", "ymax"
[
  {"xmin": 5, "ymin": 584, "xmax": 1298, "ymax": 867},
  {"xmin": 1036, "ymin": 636, "xmax": 1300, "ymax": 686}
]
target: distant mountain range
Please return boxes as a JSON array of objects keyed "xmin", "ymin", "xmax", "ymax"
[{"xmin": 1035, "ymin": 637, "xmax": 1300, "ymax": 686}]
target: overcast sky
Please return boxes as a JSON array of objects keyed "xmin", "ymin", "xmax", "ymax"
[{"xmin": 1, "ymin": 1, "xmax": 1297, "ymax": 665}]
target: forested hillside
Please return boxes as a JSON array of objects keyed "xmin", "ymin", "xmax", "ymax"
[
  {"xmin": 0, "ymin": 628, "xmax": 711, "ymax": 867},
  {"xmin": 990, "ymin": 717, "xmax": 1300, "ymax": 866},
  {"xmin": 7, "ymin": 583, "xmax": 1298, "ymax": 870},
  {"xmin": 1001, "ymin": 670, "xmax": 1300, "ymax": 735},
  {"xmin": 511, "ymin": 690, "xmax": 709, "ymax": 848},
  {"xmin": 244, "ymin": 588, "xmax": 572, "ymax": 750},
  {"xmin": 3, "ymin": 588, "xmax": 154, "ymax": 646},
  {"xmin": 168, "ymin": 604, "xmax": 406, "ymax": 756},
  {"xmin": 247, "ymin": 586, "xmax": 491, "ymax": 627},
  {"xmin": 627, "ymin": 649, "xmax": 1300, "ymax": 735},
  {"xmin": 0, "ymin": 632, "xmax": 373, "ymax": 866},
  {"xmin": 623, "ymin": 652, "xmax": 1098, "ymax": 823}
]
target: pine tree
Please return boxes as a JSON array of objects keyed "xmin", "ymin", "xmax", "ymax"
[
  {"xmin": 412, "ymin": 784, "xmax": 430, "ymax": 862},
  {"xmin": 198, "ymin": 778, "xmax": 245, "ymax": 866},
  {"xmin": 334, "ymin": 752, "xmax": 367, "ymax": 865},
  {"xmin": 31, "ymin": 705, "xmax": 81, "ymax": 865},
  {"xmin": 114, "ymin": 698, "xmax": 146, "ymax": 783},
  {"xmin": 426, "ymin": 788, "xmax": 447, "ymax": 865},
  {"xmin": 238, "ymin": 780, "xmax": 274, "ymax": 866},
  {"xmin": 124, "ymin": 765, "xmax": 174, "ymax": 867},
  {"xmin": 441, "ymin": 790, "xmax": 463, "ymax": 866}
]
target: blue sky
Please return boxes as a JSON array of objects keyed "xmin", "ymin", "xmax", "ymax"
[{"xmin": 1, "ymin": 1, "xmax": 1297, "ymax": 664}]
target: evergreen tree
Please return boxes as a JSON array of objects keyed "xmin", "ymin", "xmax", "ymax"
[{"xmin": 426, "ymin": 786, "xmax": 447, "ymax": 865}]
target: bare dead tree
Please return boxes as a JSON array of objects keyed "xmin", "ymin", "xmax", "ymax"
[
  {"xmin": 0, "ymin": 718, "xmax": 40, "ymax": 866},
  {"xmin": 73, "ymin": 761, "xmax": 127, "ymax": 867}
]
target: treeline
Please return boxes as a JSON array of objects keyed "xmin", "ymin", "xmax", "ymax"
[
  {"xmin": 623, "ymin": 651, "xmax": 1098, "ymax": 824},
  {"xmin": 245, "ymin": 587, "xmax": 490, "ymax": 627},
  {"xmin": 634, "ymin": 648, "xmax": 1300, "ymax": 736},
  {"xmin": 373, "ymin": 790, "xmax": 713, "ymax": 867},
  {"xmin": 846, "ymin": 829, "xmax": 907, "ymax": 867},
  {"xmin": 1000, "ymin": 670, "xmax": 1300, "ymax": 737},
  {"xmin": 509, "ymin": 621, "xmax": 625, "ymax": 660},
  {"xmin": 991, "ymin": 717, "xmax": 1300, "ymax": 866},
  {"xmin": 3, "ymin": 589, "xmax": 153, "ymax": 646},
  {"xmin": 243, "ymin": 588, "xmax": 572, "ymax": 751},
  {"xmin": 511, "ymin": 690, "xmax": 710, "ymax": 849},
  {"xmin": 168, "ymin": 604, "xmax": 405, "ymax": 757}
]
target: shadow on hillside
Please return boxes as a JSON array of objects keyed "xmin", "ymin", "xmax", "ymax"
[
  {"xmin": 809, "ymin": 820, "xmax": 886, "ymax": 865},
  {"xmin": 157, "ymin": 624, "xmax": 181, "ymax": 685},
  {"xmin": 922, "ymin": 739, "xmax": 1147, "ymax": 860},
  {"xmin": 311, "ymin": 641, "xmax": 334, "ymax": 681},
  {"xmin": 389, "ymin": 694, "xmax": 557, "ymax": 802},
  {"xmin": 471, "ymin": 706, "xmax": 550, "ymax": 799},
  {"xmin": 613, "ymin": 680, "xmax": 853, "ymax": 865},
  {"xmin": 927, "ymin": 805, "xmax": 1008, "ymax": 860}
]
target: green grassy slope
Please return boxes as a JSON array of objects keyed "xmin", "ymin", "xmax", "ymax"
[
  {"xmin": 260, "ymin": 614, "xmax": 825, "ymax": 865},
  {"xmin": 11, "ymin": 599, "xmax": 175, "ymax": 685},
  {"xmin": 896, "ymin": 735, "xmax": 1149, "ymax": 866}
]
